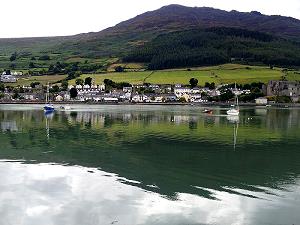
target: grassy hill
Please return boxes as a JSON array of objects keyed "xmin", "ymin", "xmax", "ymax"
[{"xmin": 66, "ymin": 64, "xmax": 300, "ymax": 85}]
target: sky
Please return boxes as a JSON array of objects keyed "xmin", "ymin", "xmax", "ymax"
[{"xmin": 0, "ymin": 0, "xmax": 300, "ymax": 38}]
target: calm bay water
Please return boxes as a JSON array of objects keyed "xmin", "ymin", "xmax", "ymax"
[{"xmin": 0, "ymin": 104, "xmax": 300, "ymax": 225}]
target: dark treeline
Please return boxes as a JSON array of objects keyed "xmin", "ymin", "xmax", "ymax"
[{"xmin": 123, "ymin": 27, "xmax": 300, "ymax": 70}]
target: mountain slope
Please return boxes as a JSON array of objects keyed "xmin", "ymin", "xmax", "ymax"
[
  {"xmin": 106, "ymin": 4, "xmax": 300, "ymax": 39},
  {"xmin": 124, "ymin": 27, "xmax": 300, "ymax": 69},
  {"xmin": 1, "ymin": 4, "xmax": 300, "ymax": 57}
]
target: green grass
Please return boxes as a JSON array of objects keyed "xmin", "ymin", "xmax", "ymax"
[
  {"xmin": 69, "ymin": 64, "xmax": 300, "ymax": 85},
  {"xmin": 13, "ymin": 75, "xmax": 67, "ymax": 87},
  {"xmin": 6, "ymin": 64, "xmax": 299, "ymax": 87}
]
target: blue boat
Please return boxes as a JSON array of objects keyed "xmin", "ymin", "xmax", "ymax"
[
  {"xmin": 44, "ymin": 83, "xmax": 55, "ymax": 112},
  {"xmin": 44, "ymin": 104, "xmax": 55, "ymax": 112}
]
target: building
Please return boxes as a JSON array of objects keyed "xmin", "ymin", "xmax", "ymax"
[
  {"xmin": 131, "ymin": 94, "xmax": 150, "ymax": 103},
  {"xmin": 55, "ymin": 95, "xmax": 64, "ymax": 102},
  {"xmin": 0, "ymin": 74, "xmax": 17, "ymax": 83},
  {"xmin": 267, "ymin": 80, "xmax": 300, "ymax": 102},
  {"xmin": 255, "ymin": 97, "xmax": 268, "ymax": 105},
  {"xmin": 123, "ymin": 87, "xmax": 133, "ymax": 93}
]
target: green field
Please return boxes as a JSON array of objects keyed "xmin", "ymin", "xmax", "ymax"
[
  {"xmin": 69, "ymin": 64, "xmax": 300, "ymax": 85},
  {"xmin": 7, "ymin": 64, "xmax": 300, "ymax": 87},
  {"xmin": 14, "ymin": 75, "xmax": 67, "ymax": 87}
]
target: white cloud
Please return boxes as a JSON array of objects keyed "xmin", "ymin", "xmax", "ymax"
[{"xmin": 0, "ymin": 0, "xmax": 299, "ymax": 38}]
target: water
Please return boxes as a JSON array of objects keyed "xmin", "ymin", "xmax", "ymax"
[{"xmin": 0, "ymin": 104, "xmax": 300, "ymax": 225}]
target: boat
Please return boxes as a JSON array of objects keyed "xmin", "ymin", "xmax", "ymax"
[
  {"xmin": 60, "ymin": 105, "xmax": 72, "ymax": 110},
  {"xmin": 227, "ymin": 83, "xmax": 239, "ymax": 116},
  {"xmin": 44, "ymin": 83, "xmax": 55, "ymax": 112},
  {"xmin": 202, "ymin": 109, "xmax": 213, "ymax": 114}
]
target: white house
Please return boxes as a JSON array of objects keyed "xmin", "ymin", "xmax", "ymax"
[
  {"xmin": 55, "ymin": 95, "xmax": 64, "ymax": 102},
  {"xmin": 123, "ymin": 87, "xmax": 133, "ymax": 93},
  {"xmin": 131, "ymin": 94, "xmax": 150, "ymax": 103},
  {"xmin": 0, "ymin": 74, "xmax": 17, "ymax": 83},
  {"xmin": 174, "ymin": 87, "xmax": 191, "ymax": 97},
  {"xmin": 255, "ymin": 97, "xmax": 268, "ymax": 105},
  {"xmin": 75, "ymin": 84, "xmax": 83, "ymax": 89}
]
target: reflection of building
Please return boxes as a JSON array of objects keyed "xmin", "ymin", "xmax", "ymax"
[
  {"xmin": 1, "ymin": 121, "xmax": 18, "ymax": 132},
  {"xmin": 267, "ymin": 81, "xmax": 300, "ymax": 102}
]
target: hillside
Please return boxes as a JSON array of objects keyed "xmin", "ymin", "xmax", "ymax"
[
  {"xmin": 124, "ymin": 27, "xmax": 300, "ymax": 69},
  {"xmin": 1, "ymin": 4, "xmax": 300, "ymax": 58}
]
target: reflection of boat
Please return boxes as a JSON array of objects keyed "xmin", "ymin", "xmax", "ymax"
[
  {"xmin": 44, "ymin": 111, "xmax": 54, "ymax": 140},
  {"xmin": 233, "ymin": 122, "xmax": 238, "ymax": 150},
  {"xmin": 227, "ymin": 83, "xmax": 239, "ymax": 116},
  {"xmin": 44, "ymin": 110, "xmax": 54, "ymax": 118},
  {"xmin": 60, "ymin": 105, "xmax": 72, "ymax": 110},
  {"xmin": 226, "ymin": 115, "xmax": 239, "ymax": 123},
  {"xmin": 44, "ymin": 83, "xmax": 55, "ymax": 112},
  {"xmin": 202, "ymin": 109, "xmax": 213, "ymax": 114},
  {"xmin": 227, "ymin": 115, "xmax": 239, "ymax": 150}
]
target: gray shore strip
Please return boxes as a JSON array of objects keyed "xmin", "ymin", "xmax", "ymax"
[{"xmin": 0, "ymin": 101, "xmax": 300, "ymax": 107}]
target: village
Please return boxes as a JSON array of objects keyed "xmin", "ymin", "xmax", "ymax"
[{"xmin": 1, "ymin": 71, "xmax": 300, "ymax": 105}]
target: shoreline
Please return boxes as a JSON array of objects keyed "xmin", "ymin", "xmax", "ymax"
[{"xmin": 0, "ymin": 101, "xmax": 300, "ymax": 107}]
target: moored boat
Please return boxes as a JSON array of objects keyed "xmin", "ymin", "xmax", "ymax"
[
  {"xmin": 44, "ymin": 83, "xmax": 55, "ymax": 112},
  {"xmin": 202, "ymin": 109, "xmax": 213, "ymax": 114},
  {"xmin": 227, "ymin": 83, "xmax": 239, "ymax": 116}
]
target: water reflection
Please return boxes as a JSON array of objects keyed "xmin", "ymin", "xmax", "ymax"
[{"xmin": 0, "ymin": 105, "xmax": 300, "ymax": 224}]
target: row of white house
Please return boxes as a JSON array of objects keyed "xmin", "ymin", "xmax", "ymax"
[{"xmin": 68, "ymin": 84, "xmax": 106, "ymax": 91}]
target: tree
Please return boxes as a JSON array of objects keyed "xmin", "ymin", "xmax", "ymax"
[
  {"xmin": 50, "ymin": 85, "xmax": 59, "ymax": 93},
  {"xmin": 0, "ymin": 83, "xmax": 5, "ymax": 92},
  {"xmin": 61, "ymin": 80, "xmax": 68, "ymax": 91},
  {"xmin": 30, "ymin": 82, "xmax": 41, "ymax": 88},
  {"xmin": 10, "ymin": 52, "xmax": 17, "ymax": 61},
  {"xmin": 179, "ymin": 97, "xmax": 187, "ymax": 103},
  {"xmin": 70, "ymin": 88, "xmax": 78, "ymax": 99},
  {"xmin": 39, "ymin": 55, "xmax": 50, "ymax": 60},
  {"xmin": 84, "ymin": 77, "xmax": 93, "ymax": 86},
  {"xmin": 75, "ymin": 78, "xmax": 84, "ymax": 85},
  {"xmin": 220, "ymin": 90, "xmax": 234, "ymax": 102},
  {"xmin": 12, "ymin": 89, "xmax": 19, "ymax": 99},
  {"xmin": 189, "ymin": 78, "xmax": 198, "ymax": 88},
  {"xmin": 10, "ymin": 63, "xmax": 16, "ymax": 69},
  {"xmin": 115, "ymin": 66, "xmax": 124, "ymax": 72},
  {"xmin": 29, "ymin": 62, "xmax": 36, "ymax": 68},
  {"xmin": 104, "ymin": 79, "xmax": 114, "ymax": 86}
]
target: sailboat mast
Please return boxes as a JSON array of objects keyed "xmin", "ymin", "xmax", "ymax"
[
  {"xmin": 235, "ymin": 82, "xmax": 239, "ymax": 109},
  {"xmin": 46, "ymin": 83, "xmax": 49, "ymax": 103}
]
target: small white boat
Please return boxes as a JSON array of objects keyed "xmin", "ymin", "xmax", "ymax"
[
  {"xmin": 60, "ymin": 105, "xmax": 72, "ymax": 110},
  {"xmin": 227, "ymin": 108, "xmax": 239, "ymax": 116},
  {"xmin": 227, "ymin": 83, "xmax": 239, "ymax": 116}
]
